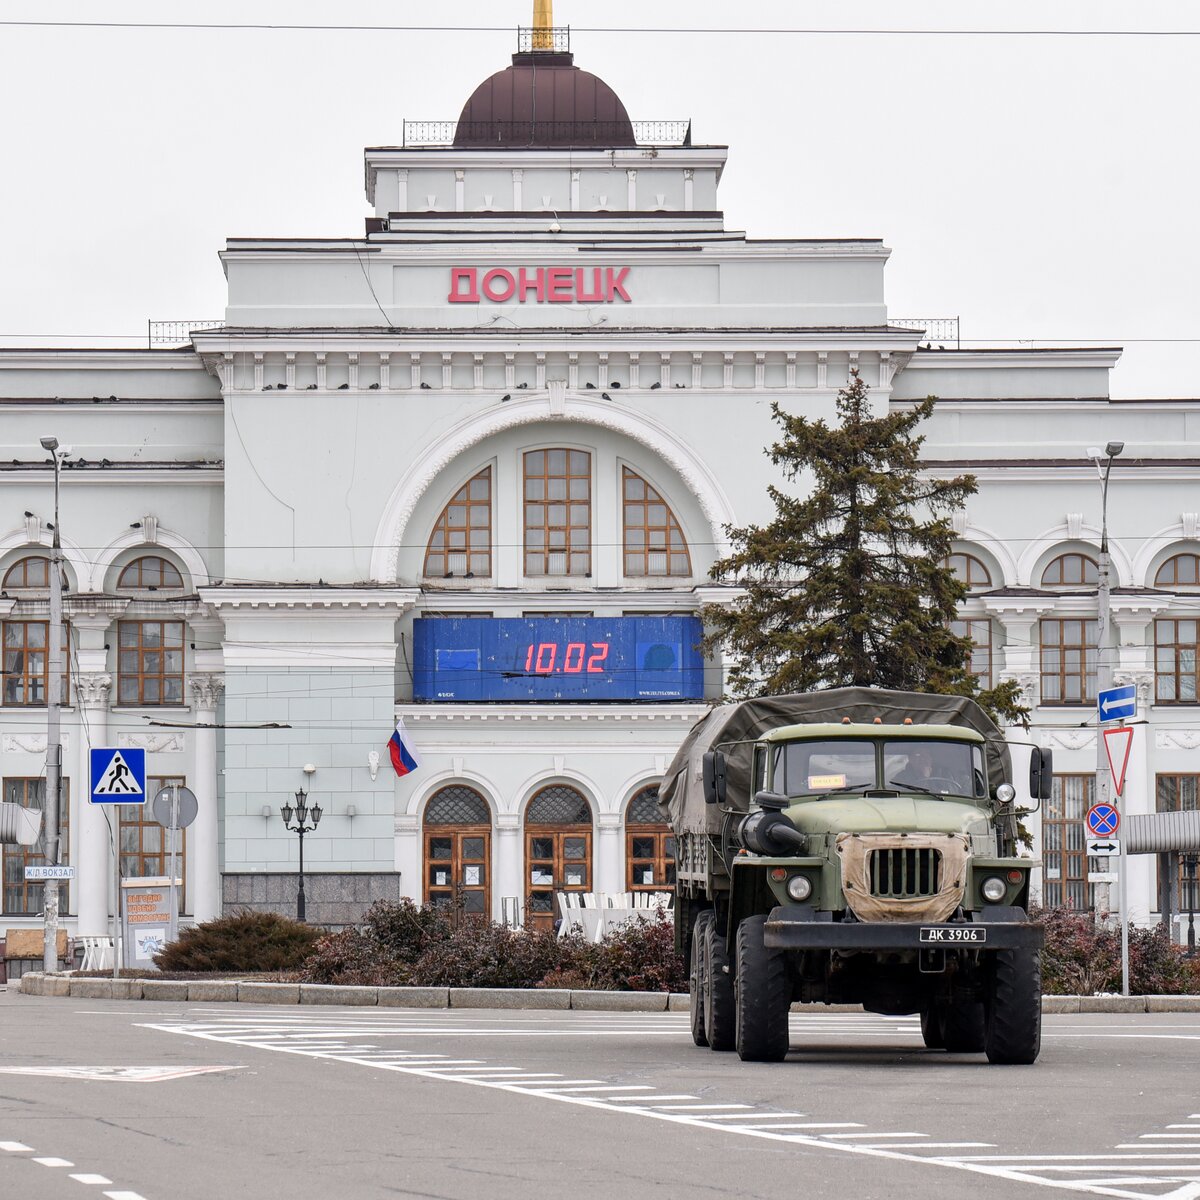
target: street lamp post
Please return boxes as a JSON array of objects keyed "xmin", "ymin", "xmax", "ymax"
[
  {"xmin": 280, "ymin": 789, "xmax": 322, "ymax": 921},
  {"xmin": 1087, "ymin": 440, "xmax": 1125, "ymax": 992},
  {"xmin": 39, "ymin": 435, "xmax": 65, "ymax": 973}
]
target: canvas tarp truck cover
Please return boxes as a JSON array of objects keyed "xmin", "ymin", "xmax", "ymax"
[{"xmin": 658, "ymin": 688, "xmax": 1010, "ymax": 836}]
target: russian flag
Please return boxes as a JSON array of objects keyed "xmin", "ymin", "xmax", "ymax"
[{"xmin": 388, "ymin": 718, "xmax": 421, "ymax": 778}]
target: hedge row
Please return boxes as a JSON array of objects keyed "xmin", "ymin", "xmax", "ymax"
[
  {"xmin": 300, "ymin": 899, "xmax": 686, "ymax": 992},
  {"xmin": 153, "ymin": 903, "xmax": 1200, "ymax": 997}
]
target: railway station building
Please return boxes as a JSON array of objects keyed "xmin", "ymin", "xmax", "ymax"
[{"xmin": 1, "ymin": 17, "xmax": 1198, "ymax": 943}]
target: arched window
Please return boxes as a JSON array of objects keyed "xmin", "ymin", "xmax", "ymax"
[
  {"xmin": 946, "ymin": 552, "xmax": 992, "ymax": 592},
  {"xmin": 622, "ymin": 468, "xmax": 691, "ymax": 577},
  {"xmin": 1156, "ymin": 553, "xmax": 1200, "ymax": 590},
  {"xmin": 625, "ymin": 786, "xmax": 675, "ymax": 892},
  {"xmin": 1041, "ymin": 553, "xmax": 1098, "ymax": 589},
  {"xmin": 116, "ymin": 555, "xmax": 184, "ymax": 591},
  {"xmin": 524, "ymin": 449, "xmax": 591, "ymax": 577},
  {"xmin": 424, "ymin": 468, "xmax": 492, "ymax": 579},
  {"xmin": 2, "ymin": 555, "xmax": 51, "ymax": 592},
  {"xmin": 424, "ymin": 785, "xmax": 491, "ymax": 918},
  {"xmin": 525, "ymin": 784, "xmax": 592, "ymax": 929},
  {"xmin": 2, "ymin": 557, "xmax": 69, "ymax": 707}
]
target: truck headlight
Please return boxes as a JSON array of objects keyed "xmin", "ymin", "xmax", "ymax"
[
  {"xmin": 786, "ymin": 875, "xmax": 813, "ymax": 902},
  {"xmin": 996, "ymin": 783, "xmax": 1016, "ymax": 805},
  {"xmin": 981, "ymin": 876, "xmax": 1007, "ymax": 903}
]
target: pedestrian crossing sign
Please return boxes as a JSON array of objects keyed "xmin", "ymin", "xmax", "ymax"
[{"xmin": 90, "ymin": 747, "xmax": 146, "ymax": 804}]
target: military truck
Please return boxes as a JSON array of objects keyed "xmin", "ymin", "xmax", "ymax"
[{"xmin": 659, "ymin": 688, "xmax": 1052, "ymax": 1064}]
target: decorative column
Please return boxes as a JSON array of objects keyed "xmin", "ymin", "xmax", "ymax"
[
  {"xmin": 75, "ymin": 673, "xmax": 112, "ymax": 935},
  {"xmin": 189, "ymin": 674, "xmax": 224, "ymax": 923},
  {"xmin": 495, "ymin": 814, "xmax": 523, "ymax": 925},
  {"xmin": 596, "ymin": 813, "xmax": 624, "ymax": 897}
]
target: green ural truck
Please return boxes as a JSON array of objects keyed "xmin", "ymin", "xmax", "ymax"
[{"xmin": 659, "ymin": 688, "xmax": 1053, "ymax": 1064}]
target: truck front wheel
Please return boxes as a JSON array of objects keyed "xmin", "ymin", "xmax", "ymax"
[
  {"xmin": 703, "ymin": 917, "xmax": 736, "ymax": 1051},
  {"xmin": 690, "ymin": 912, "xmax": 712, "ymax": 1047},
  {"xmin": 984, "ymin": 948, "xmax": 1042, "ymax": 1065},
  {"xmin": 734, "ymin": 915, "xmax": 790, "ymax": 1063}
]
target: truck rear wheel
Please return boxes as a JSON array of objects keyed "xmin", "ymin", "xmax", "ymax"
[
  {"xmin": 703, "ymin": 917, "xmax": 736, "ymax": 1051},
  {"xmin": 940, "ymin": 1001, "xmax": 986, "ymax": 1053},
  {"xmin": 734, "ymin": 915, "xmax": 790, "ymax": 1063},
  {"xmin": 919, "ymin": 1006, "xmax": 944, "ymax": 1049},
  {"xmin": 984, "ymin": 947, "xmax": 1042, "ymax": 1065},
  {"xmin": 690, "ymin": 912, "xmax": 712, "ymax": 1047}
]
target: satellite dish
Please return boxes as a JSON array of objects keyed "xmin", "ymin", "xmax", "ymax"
[{"xmin": 151, "ymin": 785, "xmax": 198, "ymax": 830}]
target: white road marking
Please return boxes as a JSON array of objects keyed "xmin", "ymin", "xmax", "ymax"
[
  {"xmin": 149, "ymin": 1010, "xmax": 1198, "ymax": 1200},
  {"xmin": 823, "ymin": 1132, "xmax": 926, "ymax": 1141},
  {"xmin": 70, "ymin": 1175, "xmax": 114, "ymax": 1186},
  {"xmin": 703, "ymin": 1112, "xmax": 808, "ymax": 1122},
  {"xmin": 0, "ymin": 1141, "xmax": 33, "ymax": 1152},
  {"xmin": 0, "ymin": 1065, "xmax": 242, "ymax": 1083},
  {"xmin": 649, "ymin": 1103, "xmax": 754, "ymax": 1111},
  {"xmin": 103, "ymin": 1192, "xmax": 148, "ymax": 1200},
  {"xmin": 33, "ymin": 1156, "xmax": 73, "ymax": 1166}
]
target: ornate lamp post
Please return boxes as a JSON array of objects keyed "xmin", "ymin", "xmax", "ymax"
[{"xmin": 280, "ymin": 789, "xmax": 322, "ymax": 921}]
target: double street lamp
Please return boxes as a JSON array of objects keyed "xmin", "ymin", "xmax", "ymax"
[{"xmin": 280, "ymin": 789, "xmax": 322, "ymax": 922}]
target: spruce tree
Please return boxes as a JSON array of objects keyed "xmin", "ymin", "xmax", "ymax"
[{"xmin": 703, "ymin": 369, "xmax": 1027, "ymax": 725}]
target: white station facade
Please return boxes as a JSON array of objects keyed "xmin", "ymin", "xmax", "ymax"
[{"xmin": 1, "ymin": 21, "xmax": 1198, "ymax": 940}]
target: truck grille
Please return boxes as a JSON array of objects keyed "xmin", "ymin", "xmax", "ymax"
[{"xmin": 870, "ymin": 848, "xmax": 940, "ymax": 898}]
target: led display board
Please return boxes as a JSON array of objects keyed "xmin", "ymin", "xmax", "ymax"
[{"xmin": 413, "ymin": 616, "xmax": 704, "ymax": 702}]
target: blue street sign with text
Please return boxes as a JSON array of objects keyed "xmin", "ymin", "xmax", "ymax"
[{"xmin": 1098, "ymin": 684, "xmax": 1137, "ymax": 723}]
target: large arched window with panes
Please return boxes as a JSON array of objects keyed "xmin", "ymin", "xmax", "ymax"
[
  {"xmin": 625, "ymin": 786, "xmax": 675, "ymax": 892},
  {"xmin": 423, "ymin": 785, "xmax": 491, "ymax": 919},
  {"xmin": 1155, "ymin": 553, "xmax": 1200, "ymax": 590},
  {"xmin": 2, "ymin": 555, "xmax": 52, "ymax": 592},
  {"xmin": 115, "ymin": 555, "xmax": 186, "ymax": 706},
  {"xmin": 525, "ymin": 784, "xmax": 592, "ymax": 929},
  {"xmin": 622, "ymin": 468, "xmax": 691, "ymax": 578},
  {"xmin": 947, "ymin": 552, "xmax": 992, "ymax": 592},
  {"xmin": 116, "ymin": 555, "xmax": 184, "ymax": 592},
  {"xmin": 1041, "ymin": 553, "xmax": 1098, "ymax": 589},
  {"xmin": 523, "ymin": 449, "xmax": 591, "ymax": 577},
  {"xmin": 423, "ymin": 468, "xmax": 492, "ymax": 580},
  {"xmin": 2, "ymin": 555, "xmax": 70, "ymax": 707},
  {"xmin": 946, "ymin": 553, "xmax": 995, "ymax": 689}
]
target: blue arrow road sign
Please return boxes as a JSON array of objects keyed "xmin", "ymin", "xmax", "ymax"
[
  {"xmin": 89, "ymin": 747, "xmax": 146, "ymax": 804},
  {"xmin": 1098, "ymin": 683, "xmax": 1137, "ymax": 722},
  {"xmin": 1086, "ymin": 803, "xmax": 1120, "ymax": 837}
]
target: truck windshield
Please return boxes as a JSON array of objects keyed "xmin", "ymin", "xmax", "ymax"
[
  {"xmin": 884, "ymin": 740, "xmax": 986, "ymax": 799},
  {"xmin": 772, "ymin": 739, "xmax": 876, "ymax": 797}
]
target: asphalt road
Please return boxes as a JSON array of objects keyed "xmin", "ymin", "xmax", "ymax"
[{"xmin": 0, "ymin": 990, "xmax": 1197, "ymax": 1200}]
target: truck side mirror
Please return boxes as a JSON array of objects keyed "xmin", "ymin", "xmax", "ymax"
[
  {"xmin": 702, "ymin": 751, "xmax": 727, "ymax": 805},
  {"xmin": 1029, "ymin": 746, "xmax": 1054, "ymax": 801}
]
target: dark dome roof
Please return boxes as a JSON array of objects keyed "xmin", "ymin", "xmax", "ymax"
[{"xmin": 454, "ymin": 51, "xmax": 636, "ymax": 148}]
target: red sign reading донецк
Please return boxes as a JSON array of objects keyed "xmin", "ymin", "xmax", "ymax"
[{"xmin": 448, "ymin": 266, "xmax": 631, "ymax": 304}]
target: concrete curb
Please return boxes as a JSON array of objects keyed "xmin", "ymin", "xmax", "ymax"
[{"xmin": 15, "ymin": 974, "xmax": 1200, "ymax": 1013}]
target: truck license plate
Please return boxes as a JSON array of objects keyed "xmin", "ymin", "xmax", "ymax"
[{"xmin": 919, "ymin": 926, "xmax": 986, "ymax": 944}]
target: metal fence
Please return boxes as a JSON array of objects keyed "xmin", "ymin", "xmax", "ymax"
[
  {"xmin": 517, "ymin": 24, "xmax": 570, "ymax": 53},
  {"xmin": 147, "ymin": 320, "xmax": 223, "ymax": 347},
  {"xmin": 400, "ymin": 119, "xmax": 692, "ymax": 147},
  {"xmin": 891, "ymin": 317, "xmax": 960, "ymax": 348}
]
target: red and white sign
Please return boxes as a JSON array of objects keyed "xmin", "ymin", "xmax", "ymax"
[
  {"xmin": 448, "ymin": 266, "xmax": 631, "ymax": 305},
  {"xmin": 1103, "ymin": 725, "xmax": 1135, "ymax": 796}
]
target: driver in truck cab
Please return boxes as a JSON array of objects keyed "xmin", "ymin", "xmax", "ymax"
[{"xmin": 894, "ymin": 745, "xmax": 967, "ymax": 795}]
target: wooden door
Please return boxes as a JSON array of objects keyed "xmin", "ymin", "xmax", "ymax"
[
  {"xmin": 525, "ymin": 784, "xmax": 593, "ymax": 931},
  {"xmin": 423, "ymin": 786, "xmax": 492, "ymax": 921},
  {"xmin": 625, "ymin": 786, "xmax": 675, "ymax": 892}
]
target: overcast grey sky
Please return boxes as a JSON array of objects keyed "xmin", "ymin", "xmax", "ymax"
[{"xmin": 1, "ymin": 1, "xmax": 1196, "ymax": 397}]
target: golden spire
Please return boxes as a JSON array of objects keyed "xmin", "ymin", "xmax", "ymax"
[{"xmin": 533, "ymin": 0, "xmax": 553, "ymax": 49}]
